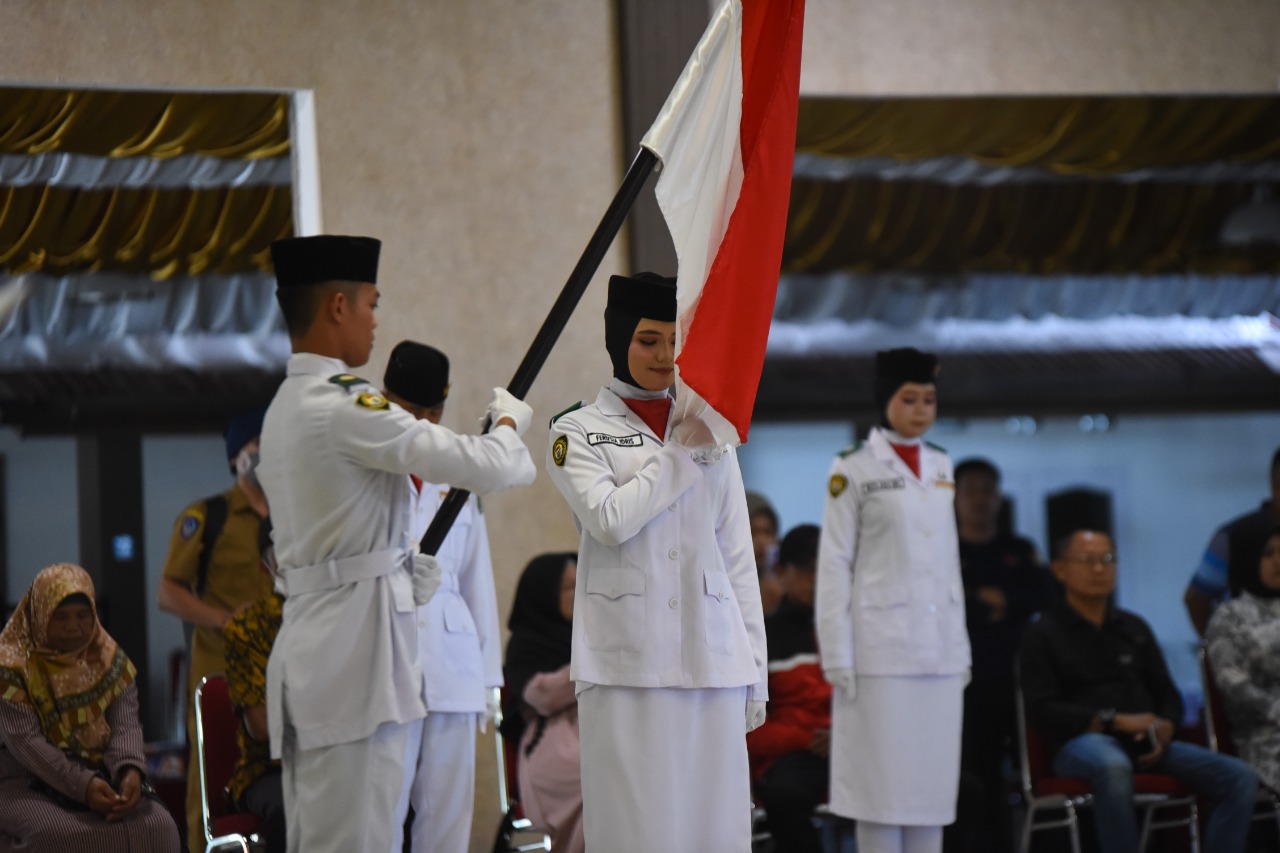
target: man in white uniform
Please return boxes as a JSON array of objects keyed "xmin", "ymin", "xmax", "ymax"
[
  {"xmin": 382, "ymin": 340, "xmax": 503, "ymax": 853},
  {"xmin": 257, "ymin": 236, "xmax": 536, "ymax": 853}
]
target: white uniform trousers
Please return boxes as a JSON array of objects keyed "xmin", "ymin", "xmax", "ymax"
[
  {"xmin": 282, "ymin": 719, "xmax": 413, "ymax": 853},
  {"xmin": 390, "ymin": 711, "xmax": 478, "ymax": 853},
  {"xmin": 578, "ymin": 684, "xmax": 751, "ymax": 853}
]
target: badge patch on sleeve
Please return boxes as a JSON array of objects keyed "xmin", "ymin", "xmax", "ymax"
[
  {"xmin": 829, "ymin": 474, "xmax": 848, "ymax": 497},
  {"xmin": 552, "ymin": 435, "xmax": 568, "ymax": 467},
  {"xmin": 179, "ymin": 514, "xmax": 201, "ymax": 540},
  {"xmin": 356, "ymin": 392, "xmax": 390, "ymax": 410}
]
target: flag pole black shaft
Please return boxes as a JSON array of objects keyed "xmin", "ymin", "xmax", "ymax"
[{"xmin": 419, "ymin": 146, "xmax": 660, "ymax": 556}]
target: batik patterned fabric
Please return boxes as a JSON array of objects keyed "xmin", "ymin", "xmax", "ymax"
[
  {"xmin": 0, "ymin": 563, "xmax": 136, "ymax": 762},
  {"xmin": 224, "ymin": 591, "xmax": 284, "ymax": 801},
  {"xmin": 1206, "ymin": 591, "xmax": 1280, "ymax": 791}
]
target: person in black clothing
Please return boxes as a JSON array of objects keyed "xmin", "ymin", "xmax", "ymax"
[
  {"xmin": 1019, "ymin": 528, "xmax": 1257, "ymax": 853},
  {"xmin": 947, "ymin": 459, "xmax": 1053, "ymax": 853},
  {"xmin": 747, "ymin": 524, "xmax": 840, "ymax": 853}
]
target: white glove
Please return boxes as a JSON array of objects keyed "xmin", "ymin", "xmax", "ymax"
[
  {"xmin": 669, "ymin": 415, "xmax": 717, "ymax": 452},
  {"xmin": 746, "ymin": 699, "xmax": 767, "ymax": 732},
  {"xmin": 411, "ymin": 552, "xmax": 443, "ymax": 606},
  {"xmin": 690, "ymin": 444, "xmax": 729, "ymax": 465},
  {"xmin": 479, "ymin": 691, "xmax": 499, "ymax": 733},
  {"xmin": 825, "ymin": 667, "xmax": 856, "ymax": 702},
  {"xmin": 487, "ymin": 387, "xmax": 532, "ymax": 437}
]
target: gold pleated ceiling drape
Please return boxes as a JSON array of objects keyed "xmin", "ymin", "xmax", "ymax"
[
  {"xmin": 787, "ymin": 96, "xmax": 1280, "ymax": 275},
  {"xmin": 0, "ymin": 87, "xmax": 292, "ymax": 278}
]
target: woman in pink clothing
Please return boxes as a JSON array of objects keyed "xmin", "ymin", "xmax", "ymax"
[{"xmin": 502, "ymin": 553, "xmax": 582, "ymax": 853}]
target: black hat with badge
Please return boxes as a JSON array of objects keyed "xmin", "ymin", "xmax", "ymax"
[
  {"xmin": 383, "ymin": 341, "xmax": 450, "ymax": 408},
  {"xmin": 270, "ymin": 235, "xmax": 381, "ymax": 289},
  {"xmin": 873, "ymin": 347, "xmax": 939, "ymax": 414},
  {"xmin": 605, "ymin": 272, "xmax": 677, "ymax": 387}
]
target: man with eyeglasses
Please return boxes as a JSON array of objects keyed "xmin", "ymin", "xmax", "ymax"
[{"xmin": 1019, "ymin": 528, "xmax": 1257, "ymax": 853}]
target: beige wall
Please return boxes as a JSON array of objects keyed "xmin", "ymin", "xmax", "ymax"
[
  {"xmin": 3, "ymin": 0, "xmax": 1276, "ymax": 849},
  {"xmin": 801, "ymin": 0, "xmax": 1280, "ymax": 95}
]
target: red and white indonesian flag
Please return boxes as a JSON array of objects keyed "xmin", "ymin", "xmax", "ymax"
[{"xmin": 642, "ymin": 0, "xmax": 805, "ymax": 447}]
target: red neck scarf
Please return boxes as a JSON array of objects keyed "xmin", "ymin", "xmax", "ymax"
[
  {"xmin": 624, "ymin": 397, "xmax": 672, "ymax": 442},
  {"xmin": 890, "ymin": 442, "xmax": 920, "ymax": 478},
  {"xmin": 410, "ymin": 475, "xmax": 423, "ymax": 493}
]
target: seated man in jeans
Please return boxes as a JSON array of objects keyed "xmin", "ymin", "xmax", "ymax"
[{"xmin": 1019, "ymin": 527, "xmax": 1257, "ymax": 853}]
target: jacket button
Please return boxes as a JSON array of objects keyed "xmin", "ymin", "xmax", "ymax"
[
  {"xmin": 928, "ymin": 604, "xmax": 937, "ymax": 613},
  {"xmin": 668, "ymin": 549, "xmax": 679, "ymax": 559},
  {"xmin": 668, "ymin": 597, "xmax": 679, "ymax": 609},
  {"xmin": 669, "ymin": 503, "xmax": 678, "ymax": 511}
]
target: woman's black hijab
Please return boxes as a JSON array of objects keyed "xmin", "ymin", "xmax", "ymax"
[{"xmin": 501, "ymin": 552, "xmax": 576, "ymax": 747}]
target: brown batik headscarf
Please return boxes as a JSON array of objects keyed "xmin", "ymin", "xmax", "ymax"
[{"xmin": 0, "ymin": 563, "xmax": 136, "ymax": 762}]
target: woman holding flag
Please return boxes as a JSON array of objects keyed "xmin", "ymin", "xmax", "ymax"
[{"xmin": 545, "ymin": 272, "xmax": 768, "ymax": 852}]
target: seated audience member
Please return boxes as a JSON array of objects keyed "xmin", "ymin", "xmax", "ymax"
[
  {"xmin": 1206, "ymin": 527, "xmax": 1280, "ymax": 794},
  {"xmin": 0, "ymin": 563, "xmax": 180, "ymax": 851},
  {"xmin": 1184, "ymin": 446, "xmax": 1280, "ymax": 636},
  {"xmin": 222, "ymin": 521, "xmax": 284, "ymax": 852},
  {"xmin": 501, "ymin": 553, "xmax": 582, "ymax": 853},
  {"xmin": 1020, "ymin": 529, "xmax": 1257, "ymax": 853},
  {"xmin": 951, "ymin": 458, "xmax": 1053, "ymax": 853},
  {"xmin": 746, "ymin": 491, "xmax": 784, "ymax": 617},
  {"xmin": 747, "ymin": 524, "xmax": 838, "ymax": 853}
]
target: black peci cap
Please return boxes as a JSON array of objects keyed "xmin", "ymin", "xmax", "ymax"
[
  {"xmin": 874, "ymin": 347, "xmax": 939, "ymax": 412},
  {"xmin": 270, "ymin": 235, "xmax": 381, "ymax": 289},
  {"xmin": 607, "ymin": 272, "xmax": 677, "ymax": 322},
  {"xmin": 383, "ymin": 341, "xmax": 450, "ymax": 408}
]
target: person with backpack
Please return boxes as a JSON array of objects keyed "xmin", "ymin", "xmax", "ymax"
[{"xmin": 157, "ymin": 406, "xmax": 274, "ymax": 853}]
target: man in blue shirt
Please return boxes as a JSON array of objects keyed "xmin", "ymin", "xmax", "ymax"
[{"xmin": 1183, "ymin": 447, "xmax": 1280, "ymax": 636}]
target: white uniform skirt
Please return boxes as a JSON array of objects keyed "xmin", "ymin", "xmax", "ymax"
[
  {"xmin": 829, "ymin": 674, "xmax": 964, "ymax": 825},
  {"xmin": 578, "ymin": 684, "xmax": 752, "ymax": 853}
]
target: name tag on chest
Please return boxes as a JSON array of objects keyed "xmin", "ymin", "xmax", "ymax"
[
  {"xmin": 588, "ymin": 432, "xmax": 644, "ymax": 448},
  {"xmin": 863, "ymin": 477, "xmax": 906, "ymax": 494}
]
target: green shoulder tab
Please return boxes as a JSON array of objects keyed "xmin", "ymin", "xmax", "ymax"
[
  {"xmin": 328, "ymin": 373, "xmax": 369, "ymax": 391},
  {"xmin": 548, "ymin": 401, "xmax": 584, "ymax": 428},
  {"xmin": 926, "ymin": 441, "xmax": 947, "ymax": 453},
  {"xmin": 836, "ymin": 440, "xmax": 864, "ymax": 459}
]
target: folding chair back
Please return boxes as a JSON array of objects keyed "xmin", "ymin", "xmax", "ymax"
[
  {"xmin": 1198, "ymin": 645, "xmax": 1239, "ymax": 755},
  {"xmin": 491, "ymin": 687, "xmax": 552, "ymax": 853},
  {"xmin": 194, "ymin": 675, "xmax": 261, "ymax": 853}
]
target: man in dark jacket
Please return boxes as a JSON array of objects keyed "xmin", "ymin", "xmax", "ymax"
[{"xmin": 1020, "ymin": 528, "xmax": 1257, "ymax": 853}]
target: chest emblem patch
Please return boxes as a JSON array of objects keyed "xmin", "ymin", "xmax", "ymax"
[
  {"xmin": 829, "ymin": 474, "xmax": 848, "ymax": 497},
  {"xmin": 587, "ymin": 432, "xmax": 643, "ymax": 447},
  {"xmin": 863, "ymin": 477, "xmax": 906, "ymax": 494},
  {"xmin": 356, "ymin": 392, "xmax": 389, "ymax": 410},
  {"xmin": 552, "ymin": 434, "xmax": 568, "ymax": 467}
]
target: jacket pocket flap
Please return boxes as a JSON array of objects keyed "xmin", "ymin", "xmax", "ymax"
[
  {"xmin": 586, "ymin": 567, "xmax": 645, "ymax": 599},
  {"xmin": 443, "ymin": 597, "xmax": 477, "ymax": 634},
  {"xmin": 703, "ymin": 571, "xmax": 733, "ymax": 600}
]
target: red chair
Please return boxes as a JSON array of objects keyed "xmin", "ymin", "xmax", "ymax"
[
  {"xmin": 194, "ymin": 675, "xmax": 263, "ymax": 853},
  {"xmin": 1198, "ymin": 644, "xmax": 1280, "ymax": 833},
  {"xmin": 492, "ymin": 687, "xmax": 553, "ymax": 853},
  {"xmin": 1015, "ymin": 679, "xmax": 1200, "ymax": 853}
]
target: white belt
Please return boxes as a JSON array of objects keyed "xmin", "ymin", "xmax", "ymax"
[{"xmin": 278, "ymin": 547, "xmax": 408, "ymax": 596}]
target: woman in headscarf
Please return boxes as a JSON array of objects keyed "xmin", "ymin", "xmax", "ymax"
[
  {"xmin": 502, "ymin": 552, "xmax": 580, "ymax": 853},
  {"xmin": 816, "ymin": 348, "xmax": 971, "ymax": 853},
  {"xmin": 545, "ymin": 272, "xmax": 767, "ymax": 852},
  {"xmin": 1206, "ymin": 527, "xmax": 1280, "ymax": 793},
  {"xmin": 0, "ymin": 563, "xmax": 180, "ymax": 852}
]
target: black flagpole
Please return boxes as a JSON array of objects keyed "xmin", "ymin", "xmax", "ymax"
[{"xmin": 419, "ymin": 146, "xmax": 660, "ymax": 556}]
